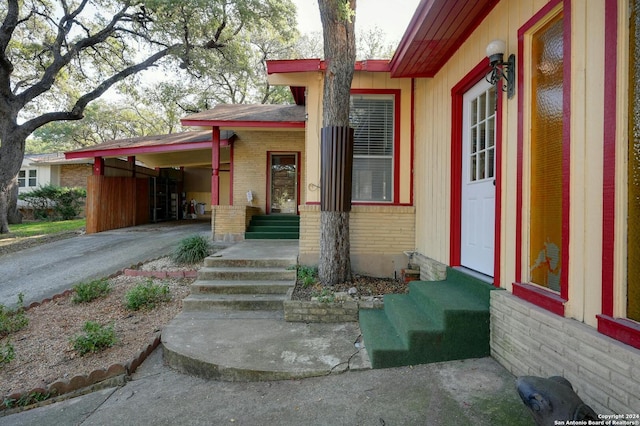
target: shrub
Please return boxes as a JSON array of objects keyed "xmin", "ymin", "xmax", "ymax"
[
  {"xmin": 0, "ymin": 341, "xmax": 15, "ymax": 367},
  {"xmin": 172, "ymin": 234, "xmax": 210, "ymax": 264},
  {"xmin": 71, "ymin": 321, "xmax": 117, "ymax": 355},
  {"xmin": 0, "ymin": 294, "xmax": 28, "ymax": 338},
  {"xmin": 124, "ymin": 280, "xmax": 171, "ymax": 311},
  {"xmin": 297, "ymin": 265, "xmax": 318, "ymax": 288},
  {"xmin": 72, "ymin": 279, "xmax": 111, "ymax": 304},
  {"xmin": 18, "ymin": 184, "xmax": 86, "ymax": 220}
]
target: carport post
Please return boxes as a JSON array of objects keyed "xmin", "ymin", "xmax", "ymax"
[
  {"xmin": 93, "ymin": 157, "xmax": 104, "ymax": 175},
  {"xmin": 211, "ymin": 127, "xmax": 220, "ymax": 205}
]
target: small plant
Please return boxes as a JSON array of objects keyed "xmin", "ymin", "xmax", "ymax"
[
  {"xmin": 71, "ymin": 321, "xmax": 117, "ymax": 355},
  {"xmin": 0, "ymin": 341, "xmax": 15, "ymax": 367},
  {"xmin": 124, "ymin": 280, "xmax": 171, "ymax": 311},
  {"xmin": 72, "ymin": 279, "xmax": 111, "ymax": 304},
  {"xmin": 172, "ymin": 234, "xmax": 210, "ymax": 264},
  {"xmin": 0, "ymin": 293, "xmax": 28, "ymax": 337},
  {"xmin": 312, "ymin": 287, "xmax": 336, "ymax": 303},
  {"xmin": 297, "ymin": 265, "xmax": 318, "ymax": 288},
  {"xmin": 3, "ymin": 390, "xmax": 56, "ymax": 408}
]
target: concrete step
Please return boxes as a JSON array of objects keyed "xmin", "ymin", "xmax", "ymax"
[
  {"xmin": 198, "ymin": 266, "xmax": 296, "ymax": 281},
  {"xmin": 191, "ymin": 279, "xmax": 294, "ymax": 295},
  {"xmin": 162, "ymin": 313, "xmax": 369, "ymax": 382},
  {"xmin": 182, "ymin": 293, "xmax": 287, "ymax": 311},
  {"xmin": 204, "ymin": 256, "xmax": 295, "ymax": 269}
]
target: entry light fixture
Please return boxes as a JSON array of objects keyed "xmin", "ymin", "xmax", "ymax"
[{"xmin": 485, "ymin": 39, "xmax": 515, "ymax": 99}]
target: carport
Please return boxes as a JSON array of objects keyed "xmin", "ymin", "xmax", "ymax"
[
  {"xmin": 65, "ymin": 103, "xmax": 306, "ymax": 236},
  {"xmin": 65, "ymin": 130, "xmax": 236, "ymax": 233}
]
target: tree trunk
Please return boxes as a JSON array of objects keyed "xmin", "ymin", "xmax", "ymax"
[
  {"xmin": 317, "ymin": 0, "xmax": 356, "ymax": 285},
  {"xmin": 0, "ymin": 121, "xmax": 28, "ymax": 234},
  {"xmin": 7, "ymin": 177, "xmax": 23, "ymax": 224}
]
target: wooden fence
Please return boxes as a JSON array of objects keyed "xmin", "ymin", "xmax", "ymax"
[{"xmin": 86, "ymin": 176, "xmax": 149, "ymax": 233}]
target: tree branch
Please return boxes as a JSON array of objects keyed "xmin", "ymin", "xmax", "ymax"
[{"xmin": 19, "ymin": 45, "xmax": 177, "ymax": 135}]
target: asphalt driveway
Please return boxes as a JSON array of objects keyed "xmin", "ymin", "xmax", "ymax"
[{"xmin": 0, "ymin": 220, "xmax": 211, "ymax": 306}]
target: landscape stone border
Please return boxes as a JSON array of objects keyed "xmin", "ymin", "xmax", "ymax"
[
  {"xmin": 1, "ymin": 258, "xmax": 181, "ymax": 413},
  {"xmin": 283, "ymin": 288, "xmax": 383, "ymax": 323}
]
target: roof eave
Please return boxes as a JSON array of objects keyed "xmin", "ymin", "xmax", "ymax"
[
  {"xmin": 180, "ymin": 120, "xmax": 305, "ymax": 129},
  {"xmin": 64, "ymin": 139, "xmax": 233, "ymax": 160}
]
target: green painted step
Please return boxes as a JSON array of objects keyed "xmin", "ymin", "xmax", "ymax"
[
  {"xmin": 245, "ymin": 215, "xmax": 300, "ymax": 240},
  {"xmin": 359, "ymin": 267, "xmax": 498, "ymax": 369}
]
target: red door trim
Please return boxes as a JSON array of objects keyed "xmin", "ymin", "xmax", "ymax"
[{"xmin": 450, "ymin": 59, "xmax": 502, "ymax": 286}]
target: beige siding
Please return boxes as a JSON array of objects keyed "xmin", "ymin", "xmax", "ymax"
[{"xmin": 412, "ymin": 0, "xmax": 610, "ymax": 323}]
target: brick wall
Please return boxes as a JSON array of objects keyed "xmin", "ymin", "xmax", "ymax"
[
  {"xmin": 211, "ymin": 205, "xmax": 260, "ymax": 242},
  {"xmin": 232, "ymin": 130, "xmax": 305, "ymax": 210},
  {"xmin": 491, "ymin": 291, "xmax": 640, "ymax": 414},
  {"xmin": 298, "ymin": 204, "xmax": 415, "ymax": 277},
  {"xmin": 60, "ymin": 164, "xmax": 92, "ymax": 188}
]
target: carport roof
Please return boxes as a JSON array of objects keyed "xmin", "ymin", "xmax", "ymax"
[
  {"xmin": 181, "ymin": 104, "xmax": 306, "ymax": 128},
  {"xmin": 65, "ymin": 130, "xmax": 235, "ymax": 160}
]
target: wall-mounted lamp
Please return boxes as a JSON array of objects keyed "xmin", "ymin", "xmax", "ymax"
[{"xmin": 485, "ymin": 39, "xmax": 515, "ymax": 99}]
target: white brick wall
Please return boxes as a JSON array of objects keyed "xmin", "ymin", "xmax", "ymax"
[{"xmin": 491, "ymin": 291, "xmax": 640, "ymax": 414}]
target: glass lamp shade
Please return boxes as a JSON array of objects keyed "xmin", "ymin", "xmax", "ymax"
[{"xmin": 486, "ymin": 39, "xmax": 506, "ymax": 66}]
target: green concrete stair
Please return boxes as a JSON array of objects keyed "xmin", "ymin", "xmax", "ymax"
[
  {"xmin": 359, "ymin": 268, "xmax": 498, "ymax": 369},
  {"xmin": 245, "ymin": 215, "xmax": 300, "ymax": 240}
]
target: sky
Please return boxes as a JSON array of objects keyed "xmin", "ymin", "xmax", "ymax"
[{"xmin": 290, "ymin": 0, "xmax": 422, "ymax": 44}]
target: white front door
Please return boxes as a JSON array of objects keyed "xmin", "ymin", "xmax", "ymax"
[{"xmin": 461, "ymin": 80, "xmax": 496, "ymax": 276}]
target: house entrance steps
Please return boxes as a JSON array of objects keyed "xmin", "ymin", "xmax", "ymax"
[
  {"xmin": 358, "ymin": 268, "xmax": 497, "ymax": 369},
  {"xmin": 162, "ymin": 240, "xmax": 371, "ymax": 381}
]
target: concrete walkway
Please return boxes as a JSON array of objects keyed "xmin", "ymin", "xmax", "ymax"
[{"xmin": 0, "ymin": 349, "xmax": 534, "ymax": 426}]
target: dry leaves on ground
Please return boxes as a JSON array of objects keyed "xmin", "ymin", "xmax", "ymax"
[{"xmin": 0, "ymin": 267, "xmax": 193, "ymax": 399}]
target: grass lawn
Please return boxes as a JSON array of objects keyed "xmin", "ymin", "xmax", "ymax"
[{"xmin": 7, "ymin": 219, "xmax": 86, "ymax": 238}]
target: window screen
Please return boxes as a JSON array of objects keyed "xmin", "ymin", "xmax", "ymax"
[{"xmin": 350, "ymin": 95, "xmax": 394, "ymax": 202}]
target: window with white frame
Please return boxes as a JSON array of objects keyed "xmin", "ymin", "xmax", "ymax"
[
  {"xmin": 350, "ymin": 94, "xmax": 394, "ymax": 202},
  {"xmin": 18, "ymin": 169, "xmax": 37, "ymax": 188}
]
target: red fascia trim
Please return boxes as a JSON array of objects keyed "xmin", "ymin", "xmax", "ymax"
[
  {"xmin": 266, "ymin": 59, "xmax": 389, "ymax": 74},
  {"xmin": 351, "ymin": 89, "xmax": 402, "ymax": 204},
  {"xmin": 601, "ymin": 0, "xmax": 618, "ymax": 318},
  {"xmin": 513, "ymin": 282, "xmax": 566, "ymax": 316},
  {"xmin": 65, "ymin": 140, "xmax": 225, "ymax": 160},
  {"xmin": 266, "ymin": 59, "xmax": 323, "ymax": 74},
  {"xmin": 354, "ymin": 60, "xmax": 391, "ymax": 72},
  {"xmin": 449, "ymin": 59, "xmax": 492, "ymax": 269},
  {"xmin": 180, "ymin": 120, "xmax": 305, "ymax": 129},
  {"xmin": 597, "ymin": 315, "xmax": 640, "ymax": 350}
]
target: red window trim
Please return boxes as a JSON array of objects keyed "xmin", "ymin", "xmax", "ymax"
[
  {"xmin": 450, "ymin": 59, "xmax": 502, "ymax": 287},
  {"xmin": 514, "ymin": 0, "xmax": 569, "ymax": 316},
  {"xmin": 599, "ymin": 0, "xmax": 640, "ymax": 350},
  {"xmin": 350, "ymin": 89, "xmax": 402, "ymax": 205}
]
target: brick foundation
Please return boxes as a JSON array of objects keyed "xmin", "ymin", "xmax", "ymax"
[{"xmin": 491, "ymin": 291, "xmax": 640, "ymax": 414}]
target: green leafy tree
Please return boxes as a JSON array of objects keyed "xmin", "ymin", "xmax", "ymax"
[{"xmin": 0, "ymin": 0, "xmax": 296, "ymax": 233}]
